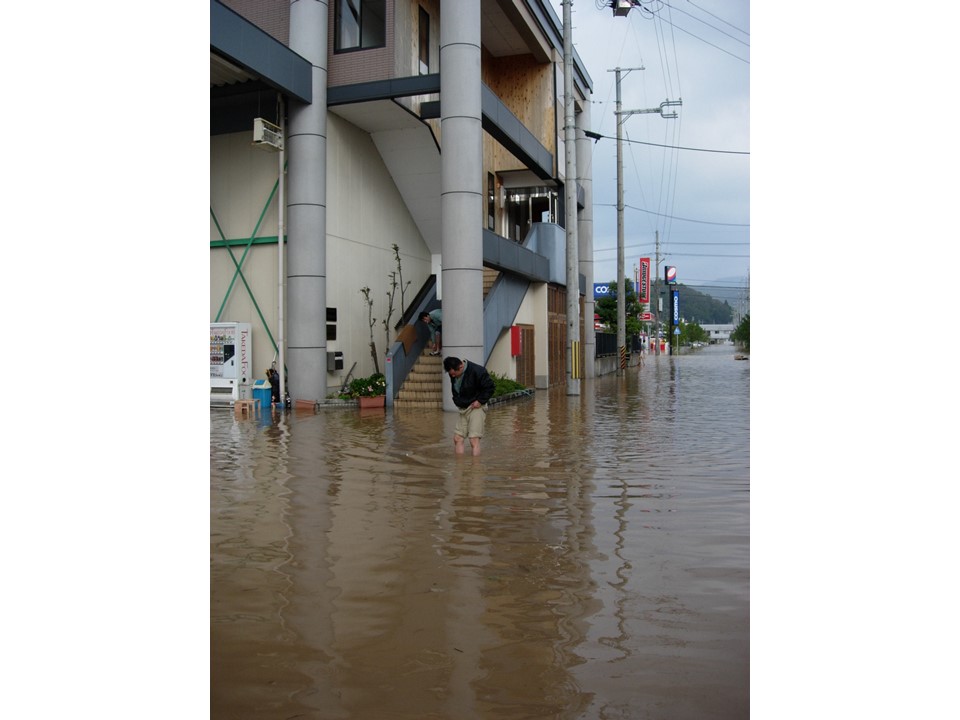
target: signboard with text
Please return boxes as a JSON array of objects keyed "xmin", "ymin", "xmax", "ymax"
[
  {"xmin": 639, "ymin": 257, "xmax": 650, "ymax": 303},
  {"xmin": 593, "ymin": 283, "xmax": 614, "ymax": 299}
]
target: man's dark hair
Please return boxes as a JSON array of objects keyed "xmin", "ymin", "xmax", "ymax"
[
  {"xmin": 419, "ymin": 312, "xmax": 431, "ymax": 322},
  {"xmin": 443, "ymin": 357, "xmax": 462, "ymax": 372}
]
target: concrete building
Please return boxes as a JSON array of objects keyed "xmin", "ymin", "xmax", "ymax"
[
  {"xmin": 701, "ymin": 324, "xmax": 735, "ymax": 344},
  {"xmin": 210, "ymin": 0, "xmax": 594, "ymax": 408}
]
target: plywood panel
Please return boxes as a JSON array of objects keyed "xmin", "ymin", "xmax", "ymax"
[{"xmin": 482, "ymin": 49, "xmax": 557, "ymax": 160}]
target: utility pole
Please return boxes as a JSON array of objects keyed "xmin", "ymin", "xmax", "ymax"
[
  {"xmin": 612, "ymin": 67, "xmax": 642, "ymax": 376},
  {"xmin": 563, "ymin": 0, "xmax": 580, "ymax": 395},
  {"xmin": 611, "ymin": 67, "xmax": 680, "ymax": 371},
  {"xmin": 652, "ymin": 230, "xmax": 663, "ymax": 355}
]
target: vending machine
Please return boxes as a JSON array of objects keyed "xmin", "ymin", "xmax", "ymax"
[{"xmin": 210, "ymin": 322, "xmax": 252, "ymax": 406}]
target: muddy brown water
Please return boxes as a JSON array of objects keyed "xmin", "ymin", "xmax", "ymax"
[{"xmin": 211, "ymin": 343, "xmax": 749, "ymax": 719}]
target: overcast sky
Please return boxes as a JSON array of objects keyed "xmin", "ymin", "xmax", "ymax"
[{"xmin": 547, "ymin": 0, "xmax": 750, "ymax": 293}]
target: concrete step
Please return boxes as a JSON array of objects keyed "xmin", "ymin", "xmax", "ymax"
[
  {"xmin": 483, "ymin": 268, "xmax": 499, "ymax": 298},
  {"xmin": 394, "ymin": 399, "xmax": 443, "ymax": 410},
  {"xmin": 396, "ymin": 353, "xmax": 444, "ymax": 409}
]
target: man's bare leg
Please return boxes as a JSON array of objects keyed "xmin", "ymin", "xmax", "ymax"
[
  {"xmin": 454, "ymin": 434, "xmax": 465, "ymax": 454},
  {"xmin": 469, "ymin": 437, "xmax": 481, "ymax": 456}
]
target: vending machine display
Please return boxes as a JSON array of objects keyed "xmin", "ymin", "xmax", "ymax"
[{"xmin": 211, "ymin": 322, "xmax": 252, "ymax": 405}]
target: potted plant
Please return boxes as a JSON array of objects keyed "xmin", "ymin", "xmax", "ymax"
[{"xmin": 345, "ymin": 373, "xmax": 387, "ymax": 408}]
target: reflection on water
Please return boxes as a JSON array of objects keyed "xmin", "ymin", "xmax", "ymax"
[{"xmin": 211, "ymin": 344, "xmax": 749, "ymax": 719}]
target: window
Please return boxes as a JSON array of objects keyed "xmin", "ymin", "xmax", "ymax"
[
  {"xmin": 327, "ymin": 307, "xmax": 337, "ymax": 341},
  {"xmin": 487, "ymin": 173, "xmax": 495, "ymax": 230},
  {"xmin": 419, "ymin": 7, "xmax": 429, "ymax": 74},
  {"xmin": 504, "ymin": 186, "xmax": 558, "ymax": 242},
  {"xmin": 335, "ymin": 0, "xmax": 386, "ymax": 52}
]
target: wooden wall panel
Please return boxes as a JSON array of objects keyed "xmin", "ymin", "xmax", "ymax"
[{"xmin": 482, "ymin": 49, "xmax": 557, "ymax": 161}]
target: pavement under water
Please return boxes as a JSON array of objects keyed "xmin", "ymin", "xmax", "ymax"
[{"xmin": 210, "ymin": 343, "xmax": 749, "ymax": 719}]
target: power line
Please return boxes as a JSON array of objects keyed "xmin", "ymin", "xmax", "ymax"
[
  {"xmin": 595, "ymin": 201, "xmax": 749, "ymax": 226},
  {"xmin": 685, "ymin": 0, "xmax": 749, "ymax": 37},
  {"xmin": 661, "ymin": 1, "xmax": 749, "ymax": 47},
  {"xmin": 595, "ymin": 245, "xmax": 749, "ymax": 259},
  {"xmin": 659, "ymin": 251, "xmax": 749, "ymax": 258},
  {"xmin": 586, "ymin": 131, "xmax": 748, "ymax": 155},
  {"xmin": 635, "ymin": 3, "xmax": 749, "ymax": 64},
  {"xmin": 596, "ymin": 241, "xmax": 749, "ymax": 252}
]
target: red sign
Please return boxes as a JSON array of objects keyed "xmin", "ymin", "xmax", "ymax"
[
  {"xmin": 641, "ymin": 312, "xmax": 653, "ymax": 321},
  {"xmin": 639, "ymin": 257, "xmax": 650, "ymax": 304},
  {"xmin": 510, "ymin": 325, "xmax": 521, "ymax": 356}
]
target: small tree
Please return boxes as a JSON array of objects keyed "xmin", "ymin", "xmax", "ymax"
[
  {"xmin": 381, "ymin": 244, "xmax": 411, "ymax": 353},
  {"xmin": 730, "ymin": 314, "xmax": 750, "ymax": 353},
  {"xmin": 360, "ymin": 286, "xmax": 380, "ymax": 374},
  {"xmin": 382, "ymin": 271, "xmax": 397, "ymax": 354},
  {"xmin": 392, "ymin": 243, "xmax": 410, "ymax": 311}
]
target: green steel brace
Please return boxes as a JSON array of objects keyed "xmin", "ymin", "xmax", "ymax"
[{"xmin": 211, "ymin": 177, "xmax": 280, "ymax": 356}]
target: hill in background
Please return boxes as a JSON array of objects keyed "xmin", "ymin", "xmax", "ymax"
[
  {"xmin": 650, "ymin": 281, "xmax": 736, "ymax": 325},
  {"xmin": 688, "ymin": 278, "xmax": 750, "ymax": 321}
]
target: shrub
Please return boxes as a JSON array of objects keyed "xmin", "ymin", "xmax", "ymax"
[
  {"xmin": 490, "ymin": 372, "xmax": 525, "ymax": 398},
  {"xmin": 343, "ymin": 373, "xmax": 386, "ymax": 398}
]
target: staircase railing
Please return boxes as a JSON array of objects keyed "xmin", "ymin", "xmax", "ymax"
[{"xmin": 385, "ymin": 275, "xmax": 438, "ymax": 407}]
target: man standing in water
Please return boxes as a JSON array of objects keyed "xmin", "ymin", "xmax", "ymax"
[{"xmin": 443, "ymin": 356, "xmax": 495, "ymax": 456}]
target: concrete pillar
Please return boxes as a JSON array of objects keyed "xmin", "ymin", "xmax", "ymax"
[
  {"xmin": 440, "ymin": 0, "xmax": 483, "ymax": 412},
  {"xmin": 286, "ymin": 0, "xmax": 328, "ymax": 402},
  {"xmin": 577, "ymin": 96, "xmax": 596, "ymax": 379}
]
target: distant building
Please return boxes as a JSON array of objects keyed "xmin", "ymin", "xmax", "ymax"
[{"xmin": 701, "ymin": 324, "xmax": 734, "ymax": 344}]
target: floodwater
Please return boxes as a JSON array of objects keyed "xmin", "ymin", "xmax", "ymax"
[{"xmin": 211, "ymin": 343, "xmax": 749, "ymax": 719}]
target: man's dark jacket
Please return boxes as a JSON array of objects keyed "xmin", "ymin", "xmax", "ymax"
[{"xmin": 450, "ymin": 361, "xmax": 495, "ymax": 409}]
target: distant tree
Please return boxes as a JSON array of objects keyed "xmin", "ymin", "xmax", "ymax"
[
  {"xmin": 730, "ymin": 314, "xmax": 750, "ymax": 352},
  {"xmin": 680, "ymin": 321, "xmax": 708, "ymax": 345},
  {"xmin": 596, "ymin": 278, "xmax": 642, "ymax": 336},
  {"xmin": 650, "ymin": 281, "xmax": 733, "ymax": 324}
]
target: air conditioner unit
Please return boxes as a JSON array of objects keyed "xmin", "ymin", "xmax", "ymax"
[{"xmin": 252, "ymin": 118, "xmax": 283, "ymax": 151}]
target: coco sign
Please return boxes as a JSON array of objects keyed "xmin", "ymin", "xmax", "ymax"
[{"xmin": 593, "ymin": 283, "xmax": 615, "ymax": 299}]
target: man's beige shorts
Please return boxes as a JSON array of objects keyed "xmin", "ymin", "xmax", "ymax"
[{"xmin": 455, "ymin": 405, "xmax": 487, "ymax": 438}]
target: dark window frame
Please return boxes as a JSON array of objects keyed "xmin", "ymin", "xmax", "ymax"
[
  {"xmin": 418, "ymin": 6, "xmax": 429, "ymax": 74},
  {"xmin": 487, "ymin": 173, "xmax": 495, "ymax": 231},
  {"xmin": 326, "ymin": 307, "xmax": 337, "ymax": 341},
  {"xmin": 334, "ymin": 0, "xmax": 387, "ymax": 53}
]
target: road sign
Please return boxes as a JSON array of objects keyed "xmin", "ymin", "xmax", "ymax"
[
  {"xmin": 641, "ymin": 312, "xmax": 653, "ymax": 321},
  {"xmin": 674, "ymin": 327, "xmax": 680, "ymax": 335}
]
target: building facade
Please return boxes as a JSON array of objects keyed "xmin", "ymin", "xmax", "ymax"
[{"xmin": 210, "ymin": 0, "xmax": 595, "ymax": 407}]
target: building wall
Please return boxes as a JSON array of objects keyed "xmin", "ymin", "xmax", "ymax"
[
  {"xmin": 221, "ymin": 0, "xmax": 289, "ymax": 45},
  {"xmin": 487, "ymin": 281, "xmax": 549, "ymax": 388},
  {"xmin": 397, "ymin": 0, "xmax": 441, "ymax": 77},
  {"xmin": 327, "ymin": 1, "xmax": 397, "ymax": 87},
  {"xmin": 211, "ymin": 0, "xmax": 592, "ymax": 389},
  {"xmin": 211, "ymin": 114, "xmax": 433, "ymax": 390},
  {"xmin": 482, "ymin": 50, "xmax": 557, "ymax": 169},
  {"xmin": 210, "ymin": 133, "xmax": 285, "ymax": 384},
  {"xmin": 325, "ymin": 113, "xmax": 433, "ymax": 380}
]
